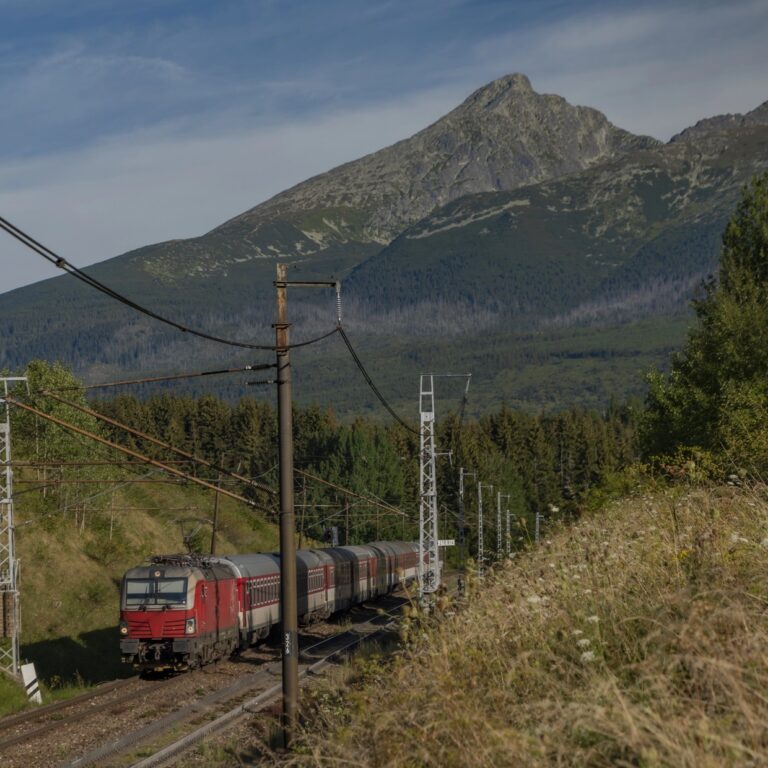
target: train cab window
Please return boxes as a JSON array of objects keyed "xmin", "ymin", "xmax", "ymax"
[{"xmin": 124, "ymin": 578, "xmax": 188, "ymax": 607}]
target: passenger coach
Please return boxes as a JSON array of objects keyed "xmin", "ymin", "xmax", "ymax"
[{"xmin": 119, "ymin": 541, "xmax": 419, "ymax": 672}]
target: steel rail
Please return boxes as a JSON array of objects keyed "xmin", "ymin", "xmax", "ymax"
[
  {"xmin": 0, "ymin": 678, "xmax": 132, "ymax": 735},
  {"xmin": 0, "ymin": 677, "xmax": 175, "ymax": 752},
  {"xmin": 128, "ymin": 607, "xmax": 408, "ymax": 768}
]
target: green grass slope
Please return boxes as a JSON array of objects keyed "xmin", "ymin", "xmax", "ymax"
[
  {"xmin": 290, "ymin": 483, "xmax": 768, "ymax": 767},
  {"xmin": 0, "ymin": 476, "xmax": 279, "ymax": 715}
]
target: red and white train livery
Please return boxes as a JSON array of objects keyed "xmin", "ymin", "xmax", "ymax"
[{"xmin": 119, "ymin": 541, "xmax": 419, "ymax": 672}]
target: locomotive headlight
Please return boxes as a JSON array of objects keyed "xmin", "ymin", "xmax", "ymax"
[
  {"xmin": 185, "ymin": 618, "xmax": 196, "ymax": 635},
  {"xmin": 119, "ymin": 620, "xmax": 128, "ymax": 636}
]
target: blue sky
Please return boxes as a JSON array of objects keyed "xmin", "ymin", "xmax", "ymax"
[{"xmin": 1, "ymin": 0, "xmax": 767, "ymax": 293}]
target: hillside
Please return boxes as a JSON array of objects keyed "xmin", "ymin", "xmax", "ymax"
[
  {"xmin": 1, "ymin": 77, "xmax": 767, "ymax": 413},
  {"xmin": 0, "ymin": 454, "xmax": 281, "ymax": 714},
  {"xmin": 263, "ymin": 483, "xmax": 768, "ymax": 767}
]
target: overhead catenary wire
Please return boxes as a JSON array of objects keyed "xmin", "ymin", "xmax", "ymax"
[
  {"xmin": 336, "ymin": 325, "xmax": 419, "ymax": 435},
  {"xmin": 295, "ymin": 468, "xmax": 410, "ymax": 518},
  {"xmin": 44, "ymin": 364, "xmax": 277, "ymax": 393},
  {"xmin": 37, "ymin": 390, "xmax": 276, "ymax": 496},
  {"xmin": 0, "ymin": 214, "xmax": 338, "ymax": 352},
  {"xmin": 4, "ymin": 395, "xmax": 272, "ymax": 512},
  {"xmin": 3, "ymin": 215, "xmax": 419, "ymax": 438}
]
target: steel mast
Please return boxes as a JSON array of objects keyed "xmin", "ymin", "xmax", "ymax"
[
  {"xmin": 458, "ymin": 467, "xmax": 476, "ymax": 570},
  {"xmin": 497, "ymin": 492, "xmax": 510, "ymax": 561},
  {"xmin": 418, "ymin": 375, "xmax": 439, "ymax": 600},
  {"xmin": 0, "ymin": 377, "xmax": 27, "ymax": 679},
  {"xmin": 477, "ymin": 482, "xmax": 492, "ymax": 577}
]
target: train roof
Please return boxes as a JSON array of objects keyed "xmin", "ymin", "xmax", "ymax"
[{"xmin": 221, "ymin": 553, "xmax": 280, "ymax": 577}]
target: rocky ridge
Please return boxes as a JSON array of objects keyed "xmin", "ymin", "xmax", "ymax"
[{"xmin": 138, "ymin": 74, "xmax": 660, "ymax": 279}]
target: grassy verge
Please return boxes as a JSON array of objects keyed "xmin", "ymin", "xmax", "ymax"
[
  {"xmin": 286, "ymin": 483, "xmax": 768, "ymax": 767},
  {"xmin": 0, "ymin": 476, "xmax": 280, "ymax": 716}
]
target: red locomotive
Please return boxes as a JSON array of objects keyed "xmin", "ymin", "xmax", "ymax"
[{"xmin": 119, "ymin": 542, "xmax": 419, "ymax": 672}]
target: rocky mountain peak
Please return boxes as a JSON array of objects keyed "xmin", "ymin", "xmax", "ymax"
[
  {"xmin": 670, "ymin": 98, "xmax": 768, "ymax": 143},
  {"xmin": 223, "ymin": 74, "xmax": 660, "ymax": 249},
  {"xmin": 463, "ymin": 73, "xmax": 533, "ymax": 111}
]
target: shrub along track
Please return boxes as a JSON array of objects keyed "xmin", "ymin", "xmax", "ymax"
[{"xmin": 0, "ymin": 591, "xmax": 416, "ymax": 768}]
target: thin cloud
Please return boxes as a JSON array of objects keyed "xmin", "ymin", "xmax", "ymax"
[
  {"xmin": 0, "ymin": 84, "xmax": 463, "ymax": 293},
  {"xmin": 1, "ymin": 0, "xmax": 767, "ymax": 293}
]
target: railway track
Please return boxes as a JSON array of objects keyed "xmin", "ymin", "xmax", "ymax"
[
  {"xmin": 130, "ymin": 605, "xmax": 405, "ymax": 768},
  {"xmin": 0, "ymin": 592, "xmax": 414, "ymax": 768},
  {"xmin": 0, "ymin": 676, "xmax": 167, "ymax": 752},
  {"xmin": 69, "ymin": 596, "xmax": 410, "ymax": 768}
]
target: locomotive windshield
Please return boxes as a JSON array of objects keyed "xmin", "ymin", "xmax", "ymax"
[{"xmin": 124, "ymin": 578, "xmax": 188, "ymax": 607}]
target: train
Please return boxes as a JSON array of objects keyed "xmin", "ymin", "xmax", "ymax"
[{"xmin": 119, "ymin": 541, "xmax": 420, "ymax": 672}]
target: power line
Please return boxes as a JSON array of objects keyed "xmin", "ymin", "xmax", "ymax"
[
  {"xmin": 44, "ymin": 364, "xmax": 276, "ymax": 393},
  {"xmin": 37, "ymin": 390, "xmax": 277, "ymax": 496},
  {"xmin": 4, "ymin": 395, "xmax": 271, "ymax": 512},
  {"xmin": 295, "ymin": 468, "xmax": 410, "ymax": 518},
  {"xmin": 337, "ymin": 326, "xmax": 419, "ymax": 435},
  {"xmin": 0, "ymin": 215, "xmax": 337, "ymax": 352}
]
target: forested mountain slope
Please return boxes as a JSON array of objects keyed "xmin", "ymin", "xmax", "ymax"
[{"xmin": 1, "ymin": 77, "xmax": 766, "ymax": 412}]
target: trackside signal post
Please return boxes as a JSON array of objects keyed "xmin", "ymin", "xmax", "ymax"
[
  {"xmin": 274, "ymin": 264, "xmax": 338, "ymax": 747},
  {"xmin": 0, "ymin": 377, "xmax": 27, "ymax": 680}
]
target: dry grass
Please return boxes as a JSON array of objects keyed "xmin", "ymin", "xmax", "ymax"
[{"xmin": 288, "ymin": 484, "xmax": 768, "ymax": 767}]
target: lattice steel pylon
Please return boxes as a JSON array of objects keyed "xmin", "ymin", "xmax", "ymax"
[
  {"xmin": 477, "ymin": 482, "xmax": 492, "ymax": 577},
  {"xmin": 0, "ymin": 377, "xmax": 26, "ymax": 679},
  {"xmin": 497, "ymin": 492, "xmax": 510, "ymax": 561},
  {"xmin": 418, "ymin": 375, "xmax": 439, "ymax": 600}
]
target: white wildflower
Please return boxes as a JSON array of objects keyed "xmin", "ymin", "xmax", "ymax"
[
  {"xmin": 526, "ymin": 595, "xmax": 542, "ymax": 604},
  {"xmin": 586, "ymin": 615, "xmax": 599, "ymax": 624},
  {"xmin": 580, "ymin": 650, "xmax": 596, "ymax": 663},
  {"xmin": 583, "ymin": 589, "xmax": 592, "ymax": 595},
  {"xmin": 761, "ymin": 538, "xmax": 768, "ymax": 549},
  {"xmin": 572, "ymin": 629, "xmax": 583, "ymax": 636},
  {"xmin": 577, "ymin": 638, "xmax": 591, "ymax": 648}
]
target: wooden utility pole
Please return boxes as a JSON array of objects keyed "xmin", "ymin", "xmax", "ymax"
[
  {"xmin": 273, "ymin": 265, "xmax": 339, "ymax": 747},
  {"xmin": 298, "ymin": 475, "xmax": 307, "ymax": 549},
  {"xmin": 275, "ymin": 264, "xmax": 299, "ymax": 745}
]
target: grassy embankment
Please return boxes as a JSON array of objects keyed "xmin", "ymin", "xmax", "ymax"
[
  {"xmin": 286, "ymin": 480, "xmax": 768, "ymax": 767},
  {"xmin": 0, "ymin": 476, "xmax": 279, "ymax": 715}
]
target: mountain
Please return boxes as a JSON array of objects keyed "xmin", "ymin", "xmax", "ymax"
[
  {"xmin": 1, "ymin": 76, "xmax": 767, "ymax": 414},
  {"xmin": 348, "ymin": 116, "xmax": 768, "ymax": 327},
  {"xmin": 134, "ymin": 73, "xmax": 659, "ymax": 282}
]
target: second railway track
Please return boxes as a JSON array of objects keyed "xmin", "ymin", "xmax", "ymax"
[{"xmin": 0, "ymin": 591, "xmax": 415, "ymax": 768}]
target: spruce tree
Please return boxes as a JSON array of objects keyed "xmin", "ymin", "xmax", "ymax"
[{"xmin": 641, "ymin": 172, "xmax": 768, "ymax": 470}]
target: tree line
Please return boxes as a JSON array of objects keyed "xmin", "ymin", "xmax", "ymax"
[{"xmin": 6, "ymin": 361, "xmax": 638, "ymax": 559}]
